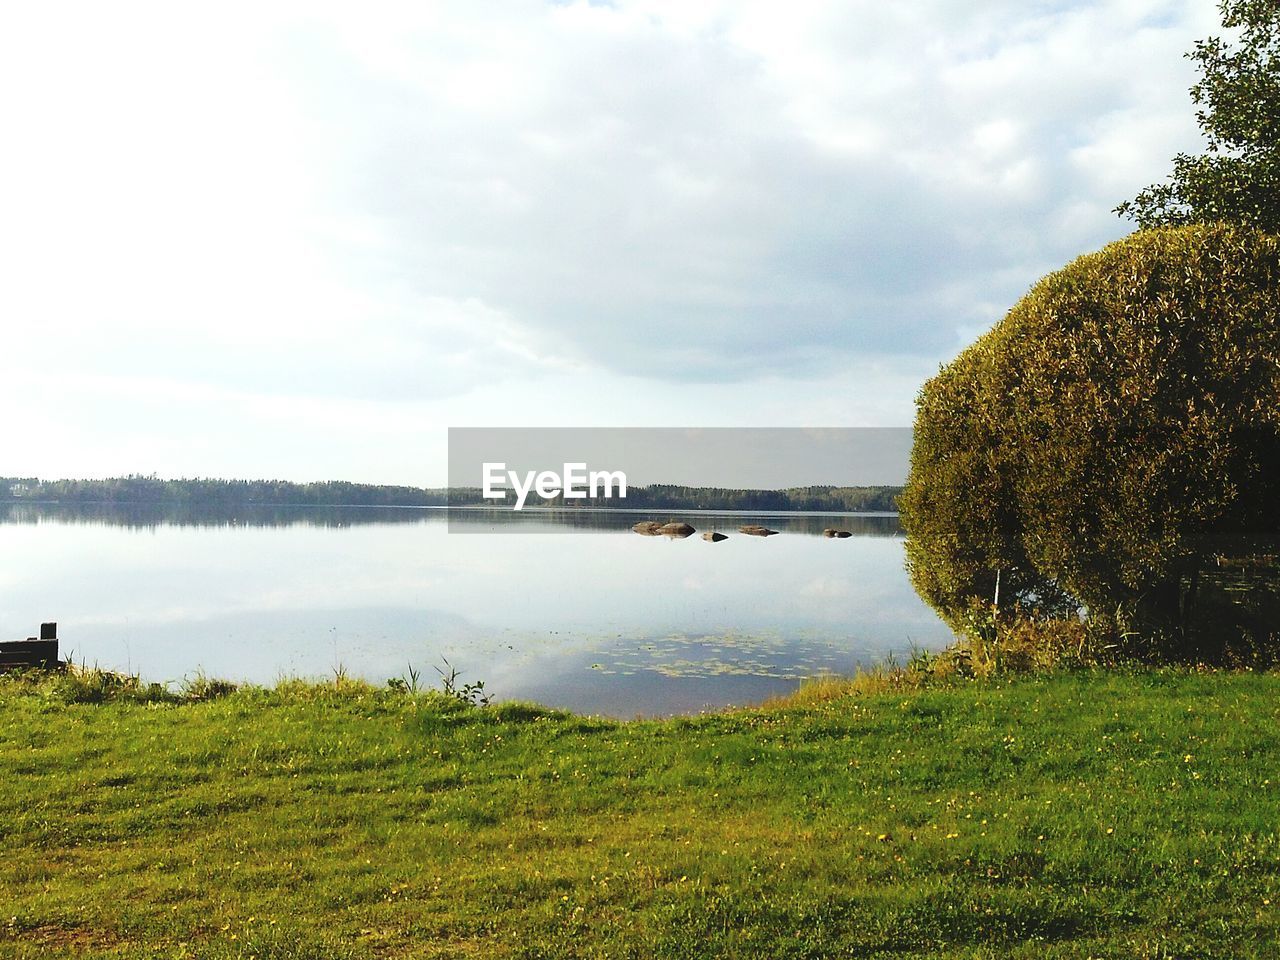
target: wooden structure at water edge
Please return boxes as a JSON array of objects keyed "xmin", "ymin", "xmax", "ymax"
[{"xmin": 0, "ymin": 622, "xmax": 63, "ymax": 672}]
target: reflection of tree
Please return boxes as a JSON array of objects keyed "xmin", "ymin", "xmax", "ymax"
[
  {"xmin": 0, "ymin": 502, "xmax": 442, "ymax": 530},
  {"xmin": 447, "ymin": 509, "xmax": 903, "ymax": 537},
  {"xmin": 1, "ymin": 502, "xmax": 904, "ymax": 536}
]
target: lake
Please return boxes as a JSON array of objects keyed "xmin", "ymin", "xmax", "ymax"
[{"xmin": 0, "ymin": 503, "xmax": 952, "ymax": 716}]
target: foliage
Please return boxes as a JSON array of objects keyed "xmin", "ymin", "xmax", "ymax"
[
  {"xmin": 1118, "ymin": 0, "xmax": 1280, "ymax": 230},
  {"xmin": 178, "ymin": 671, "xmax": 240, "ymax": 702},
  {"xmin": 447, "ymin": 482, "xmax": 903, "ymax": 512},
  {"xmin": 43, "ymin": 664, "xmax": 176, "ymax": 705},
  {"xmin": 0, "ymin": 475, "xmax": 450, "ymax": 507},
  {"xmin": 956, "ymin": 602, "xmax": 1100, "ymax": 678},
  {"xmin": 900, "ymin": 224, "xmax": 1280, "ymax": 660},
  {"xmin": 0, "ymin": 475, "xmax": 903, "ymax": 513},
  {"xmin": 433, "ymin": 657, "xmax": 492, "ymax": 707},
  {"xmin": 3, "ymin": 669, "xmax": 1280, "ymax": 957},
  {"xmin": 385, "ymin": 663, "xmax": 424, "ymax": 695},
  {"xmin": 769, "ymin": 611, "xmax": 1098, "ymax": 708},
  {"xmin": 620, "ymin": 483, "xmax": 902, "ymax": 513}
]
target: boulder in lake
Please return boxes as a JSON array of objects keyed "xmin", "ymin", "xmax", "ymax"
[
  {"xmin": 702, "ymin": 531, "xmax": 728, "ymax": 542},
  {"xmin": 659, "ymin": 521, "xmax": 696, "ymax": 538},
  {"xmin": 823, "ymin": 528, "xmax": 853, "ymax": 539},
  {"xmin": 739, "ymin": 524, "xmax": 778, "ymax": 537},
  {"xmin": 632, "ymin": 521, "xmax": 662, "ymax": 536}
]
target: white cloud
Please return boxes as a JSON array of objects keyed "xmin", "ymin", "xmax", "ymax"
[{"xmin": 0, "ymin": 0, "xmax": 1224, "ymax": 478}]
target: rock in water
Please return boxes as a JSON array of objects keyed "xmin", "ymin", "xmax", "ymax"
[
  {"xmin": 702, "ymin": 531, "xmax": 728, "ymax": 542},
  {"xmin": 739, "ymin": 524, "xmax": 778, "ymax": 537},
  {"xmin": 659, "ymin": 521, "xmax": 696, "ymax": 538},
  {"xmin": 823, "ymin": 528, "xmax": 853, "ymax": 538},
  {"xmin": 632, "ymin": 521, "xmax": 662, "ymax": 536}
]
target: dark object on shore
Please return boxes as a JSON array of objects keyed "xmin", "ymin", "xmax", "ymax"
[
  {"xmin": 703, "ymin": 531, "xmax": 728, "ymax": 542},
  {"xmin": 659, "ymin": 521, "xmax": 696, "ymax": 538},
  {"xmin": 0, "ymin": 622, "xmax": 63, "ymax": 672},
  {"xmin": 823, "ymin": 528, "xmax": 853, "ymax": 539},
  {"xmin": 632, "ymin": 521, "xmax": 663, "ymax": 536},
  {"xmin": 739, "ymin": 524, "xmax": 778, "ymax": 537}
]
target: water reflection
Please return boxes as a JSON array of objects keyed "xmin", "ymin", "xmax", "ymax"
[
  {"xmin": 0, "ymin": 501, "xmax": 438, "ymax": 529},
  {"xmin": 448, "ymin": 508, "xmax": 902, "ymax": 537},
  {"xmin": 0, "ymin": 504, "xmax": 947, "ymax": 716},
  {"xmin": 0, "ymin": 502, "xmax": 903, "ymax": 536}
]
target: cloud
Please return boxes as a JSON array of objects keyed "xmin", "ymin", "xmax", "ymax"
[
  {"xmin": 259, "ymin": 0, "xmax": 1216, "ymax": 383},
  {"xmin": 0, "ymin": 0, "xmax": 1226, "ymax": 479}
]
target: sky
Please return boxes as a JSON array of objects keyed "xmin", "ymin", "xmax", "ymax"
[{"xmin": 0, "ymin": 0, "xmax": 1224, "ymax": 485}]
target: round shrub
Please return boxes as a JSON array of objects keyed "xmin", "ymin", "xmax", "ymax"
[{"xmin": 900, "ymin": 224, "xmax": 1280, "ymax": 660}]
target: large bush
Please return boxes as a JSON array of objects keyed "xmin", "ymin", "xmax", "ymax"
[{"xmin": 901, "ymin": 224, "xmax": 1280, "ymax": 660}]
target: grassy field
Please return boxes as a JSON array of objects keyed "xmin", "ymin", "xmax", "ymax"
[{"xmin": 2, "ymin": 669, "xmax": 1279, "ymax": 959}]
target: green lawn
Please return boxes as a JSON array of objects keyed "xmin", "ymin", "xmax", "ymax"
[{"xmin": 2, "ymin": 670, "xmax": 1279, "ymax": 958}]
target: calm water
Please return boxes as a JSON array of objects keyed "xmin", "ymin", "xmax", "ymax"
[{"xmin": 0, "ymin": 503, "xmax": 951, "ymax": 716}]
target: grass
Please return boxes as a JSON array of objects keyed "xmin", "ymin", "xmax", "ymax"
[{"xmin": 2, "ymin": 666, "xmax": 1280, "ymax": 958}]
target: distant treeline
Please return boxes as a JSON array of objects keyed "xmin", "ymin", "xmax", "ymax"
[
  {"xmin": 2, "ymin": 476, "xmax": 901, "ymax": 512},
  {"xmin": 535, "ymin": 484, "xmax": 902, "ymax": 512},
  {"xmin": 1, "ymin": 476, "xmax": 449, "ymax": 507}
]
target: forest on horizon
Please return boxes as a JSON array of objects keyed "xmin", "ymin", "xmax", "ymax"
[{"xmin": 1, "ymin": 476, "xmax": 903, "ymax": 513}]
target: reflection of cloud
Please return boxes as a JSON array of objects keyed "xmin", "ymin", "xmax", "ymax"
[{"xmin": 799, "ymin": 576, "xmax": 852, "ymax": 599}]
